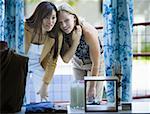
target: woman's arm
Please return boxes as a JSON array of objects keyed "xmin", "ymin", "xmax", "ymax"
[
  {"xmin": 38, "ymin": 56, "xmax": 58, "ymax": 100},
  {"xmin": 83, "ymin": 22, "xmax": 100, "ymax": 98},
  {"xmin": 83, "ymin": 22, "xmax": 100, "ymax": 76},
  {"xmin": 38, "ymin": 32, "xmax": 63, "ymax": 101},
  {"xmin": 60, "ymin": 25, "xmax": 82, "ymax": 63}
]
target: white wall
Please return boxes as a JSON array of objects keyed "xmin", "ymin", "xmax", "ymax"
[{"xmin": 24, "ymin": 0, "xmax": 103, "ymax": 26}]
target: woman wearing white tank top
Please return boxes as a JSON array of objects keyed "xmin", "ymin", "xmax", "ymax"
[{"xmin": 24, "ymin": 1, "xmax": 63, "ymax": 103}]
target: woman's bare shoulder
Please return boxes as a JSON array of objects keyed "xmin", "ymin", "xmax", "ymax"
[{"xmin": 82, "ymin": 21, "xmax": 98, "ymax": 36}]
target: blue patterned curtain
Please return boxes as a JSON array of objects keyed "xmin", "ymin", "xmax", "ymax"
[
  {"xmin": 0, "ymin": 0, "xmax": 5, "ymax": 40},
  {"xmin": 103, "ymin": 0, "xmax": 133, "ymax": 102},
  {"xmin": 0, "ymin": 0, "xmax": 24, "ymax": 54}
]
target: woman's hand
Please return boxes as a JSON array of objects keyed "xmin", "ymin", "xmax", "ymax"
[
  {"xmin": 88, "ymin": 85, "xmax": 96, "ymax": 100},
  {"xmin": 72, "ymin": 25, "xmax": 82, "ymax": 42},
  {"xmin": 87, "ymin": 79, "xmax": 96, "ymax": 101},
  {"xmin": 37, "ymin": 82, "xmax": 48, "ymax": 101},
  {"xmin": 61, "ymin": 25, "xmax": 82, "ymax": 63}
]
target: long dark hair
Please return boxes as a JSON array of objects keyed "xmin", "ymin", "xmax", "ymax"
[{"xmin": 26, "ymin": 1, "xmax": 59, "ymax": 59}]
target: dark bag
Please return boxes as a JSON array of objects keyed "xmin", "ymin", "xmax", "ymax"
[{"xmin": 0, "ymin": 48, "xmax": 28, "ymax": 113}]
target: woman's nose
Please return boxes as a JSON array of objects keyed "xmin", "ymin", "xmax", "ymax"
[
  {"xmin": 62, "ymin": 22, "xmax": 67, "ymax": 28},
  {"xmin": 49, "ymin": 19, "xmax": 54, "ymax": 24}
]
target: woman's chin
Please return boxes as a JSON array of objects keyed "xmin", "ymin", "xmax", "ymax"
[
  {"xmin": 47, "ymin": 28, "xmax": 53, "ymax": 32},
  {"xmin": 64, "ymin": 30, "xmax": 72, "ymax": 34}
]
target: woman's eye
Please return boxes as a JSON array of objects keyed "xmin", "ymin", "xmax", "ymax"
[
  {"xmin": 52, "ymin": 16, "xmax": 56, "ymax": 20},
  {"xmin": 65, "ymin": 19, "xmax": 69, "ymax": 22},
  {"xmin": 45, "ymin": 16, "xmax": 49, "ymax": 19}
]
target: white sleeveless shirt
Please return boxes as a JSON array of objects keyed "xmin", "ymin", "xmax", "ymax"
[{"xmin": 27, "ymin": 43, "xmax": 45, "ymax": 76}]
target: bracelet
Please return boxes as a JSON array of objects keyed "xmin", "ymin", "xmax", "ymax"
[{"xmin": 44, "ymin": 81, "xmax": 49, "ymax": 85}]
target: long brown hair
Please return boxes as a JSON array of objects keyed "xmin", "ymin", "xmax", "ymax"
[{"xmin": 26, "ymin": 1, "xmax": 59, "ymax": 58}]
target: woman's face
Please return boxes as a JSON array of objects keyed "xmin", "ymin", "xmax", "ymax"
[
  {"xmin": 42, "ymin": 9, "xmax": 57, "ymax": 34},
  {"xmin": 58, "ymin": 11, "xmax": 76, "ymax": 34}
]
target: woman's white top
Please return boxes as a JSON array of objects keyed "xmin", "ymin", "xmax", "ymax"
[
  {"xmin": 25, "ymin": 43, "xmax": 45, "ymax": 104},
  {"xmin": 27, "ymin": 43, "xmax": 44, "ymax": 73}
]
